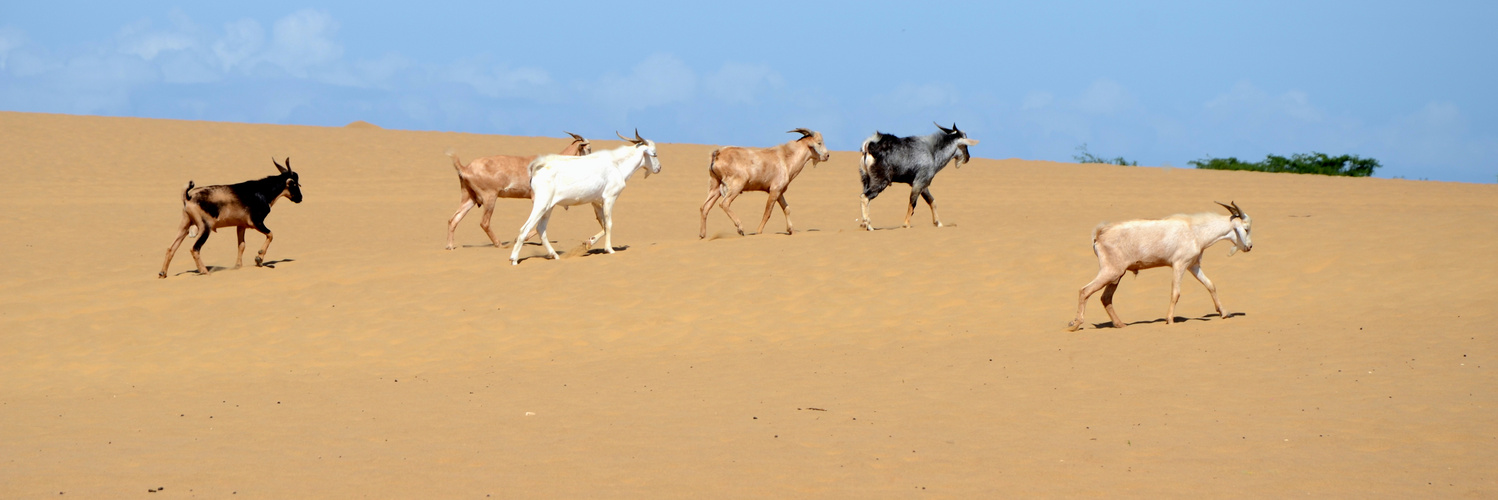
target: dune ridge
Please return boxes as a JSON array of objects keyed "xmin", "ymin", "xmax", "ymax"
[{"xmin": 1, "ymin": 111, "xmax": 1494, "ymax": 497}]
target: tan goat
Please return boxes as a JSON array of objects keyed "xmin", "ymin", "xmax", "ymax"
[
  {"xmin": 699, "ymin": 128, "xmax": 830, "ymax": 238},
  {"xmin": 445, "ymin": 132, "xmax": 592, "ymax": 249}
]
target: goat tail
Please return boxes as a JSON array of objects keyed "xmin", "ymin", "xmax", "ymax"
[
  {"xmin": 444, "ymin": 148, "xmax": 465, "ymax": 172},
  {"xmin": 1089, "ymin": 221, "xmax": 1109, "ymax": 257},
  {"xmin": 527, "ymin": 154, "xmax": 551, "ymax": 178},
  {"xmin": 706, "ymin": 149, "xmax": 727, "ymax": 197},
  {"xmin": 182, "ymin": 181, "xmax": 195, "ymax": 203}
]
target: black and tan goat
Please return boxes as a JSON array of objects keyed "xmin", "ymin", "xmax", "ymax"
[{"xmin": 159, "ymin": 158, "xmax": 303, "ymax": 278}]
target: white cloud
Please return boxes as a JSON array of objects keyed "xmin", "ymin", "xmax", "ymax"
[
  {"xmin": 212, "ymin": 19, "xmax": 264, "ymax": 72},
  {"xmin": 703, "ymin": 62, "xmax": 784, "ymax": 105},
  {"xmin": 260, "ymin": 9, "xmax": 342, "ymax": 77},
  {"xmin": 1075, "ymin": 79, "xmax": 1135, "ymax": 114},
  {"xmin": 586, "ymin": 53, "xmax": 696, "ymax": 112},
  {"xmin": 447, "ymin": 59, "xmax": 551, "ymax": 98},
  {"xmin": 1205, "ymin": 81, "xmax": 1322, "ymax": 122},
  {"xmin": 874, "ymin": 82, "xmax": 959, "ymax": 112},
  {"xmin": 116, "ymin": 17, "xmax": 197, "ymax": 61},
  {"xmin": 1020, "ymin": 91, "xmax": 1053, "ymax": 110},
  {"xmin": 0, "ymin": 27, "xmax": 23, "ymax": 71}
]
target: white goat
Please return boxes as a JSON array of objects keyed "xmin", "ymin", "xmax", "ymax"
[
  {"xmin": 509, "ymin": 130, "xmax": 662, "ymax": 265},
  {"xmin": 1066, "ymin": 202, "xmax": 1254, "ymax": 331}
]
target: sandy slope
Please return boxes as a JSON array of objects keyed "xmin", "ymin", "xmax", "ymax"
[{"xmin": 1, "ymin": 111, "xmax": 1494, "ymax": 498}]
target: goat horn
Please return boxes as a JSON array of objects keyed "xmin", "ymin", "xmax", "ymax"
[
  {"xmin": 616, "ymin": 130, "xmax": 632, "ymax": 143},
  {"xmin": 1215, "ymin": 201, "xmax": 1241, "ymax": 218},
  {"xmin": 634, "ymin": 129, "xmax": 644, "ymax": 144},
  {"xmin": 787, "ymin": 128, "xmax": 814, "ymax": 138},
  {"xmin": 1230, "ymin": 201, "xmax": 1244, "ymax": 217},
  {"xmin": 951, "ymin": 123, "xmax": 960, "ymax": 133},
  {"xmin": 564, "ymin": 131, "xmax": 585, "ymax": 141},
  {"xmin": 933, "ymin": 121, "xmax": 951, "ymax": 133}
]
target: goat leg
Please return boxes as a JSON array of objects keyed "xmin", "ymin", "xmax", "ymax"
[
  {"xmin": 254, "ymin": 230, "xmax": 274, "ymax": 267},
  {"xmin": 188, "ymin": 223, "xmax": 212, "ymax": 276},
  {"xmin": 1166, "ymin": 264, "xmax": 1187, "ymax": 324},
  {"xmin": 777, "ymin": 194, "xmax": 793, "ymax": 235},
  {"xmin": 235, "ymin": 226, "xmax": 248, "ymax": 268},
  {"xmin": 755, "ymin": 192, "xmax": 778, "ymax": 235},
  {"xmin": 1100, "ymin": 281, "xmax": 1125, "ymax": 328},
  {"xmin": 719, "ymin": 188, "xmax": 747, "ymax": 236},
  {"xmin": 1189, "ymin": 262, "xmax": 1228, "ymax": 318},
  {"xmin": 446, "ymin": 198, "xmax": 476, "ymax": 250},
  {"xmin": 699, "ymin": 179, "xmax": 724, "ymax": 239},
  {"xmin": 920, "ymin": 188, "xmax": 942, "ymax": 227},
  {"xmin": 160, "ymin": 214, "xmax": 194, "ymax": 278},
  {"xmin": 859, "ymin": 195, "xmax": 874, "ymax": 231}
]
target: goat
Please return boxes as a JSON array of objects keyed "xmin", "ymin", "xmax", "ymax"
[
  {"xmin": 858, "ymin": 122, "xmax": 979, "ymax": 230},
  {"xmin": 445, "ymin": 131, "xmax": 592, "ymax": 249},
  {"xmin": 1066, "ymin": 202, "xmax": 1254, "ymax": 331},
  {"xmin": 699, "ymin": 128, "xmax": 830, "ymax": 238},
  {"xmin": 509, "ymin": 130, "xmax": 662, "ymax": 265},
  {"xmin": 159, "ymin": 158, "xmax": 303, "ymax": 278}
]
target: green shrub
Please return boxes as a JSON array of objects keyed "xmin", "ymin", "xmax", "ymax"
[
  {"xmin": 1073, "ymin": 143, "xmax": 1137, "ymax": 166},
  {"xmin": 1189, "ymin": 152, "xmax": 1379, "ymax": 177}
]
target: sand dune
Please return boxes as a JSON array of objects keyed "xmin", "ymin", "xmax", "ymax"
[{"xmin": 1, "ymin": 111, "xmax": 1494, "ymax": 497}]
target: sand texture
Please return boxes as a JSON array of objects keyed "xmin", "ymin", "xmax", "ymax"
[{"xmin": 1, "ymin": 111, "xmax": 1495, "ymax": 497}]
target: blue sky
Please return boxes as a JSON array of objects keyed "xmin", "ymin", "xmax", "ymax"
[{"xmin": 2, "ymin": 1, "xmax": 1494, "ymax": 182}]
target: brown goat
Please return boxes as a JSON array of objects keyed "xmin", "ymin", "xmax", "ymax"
[
  {"xmin": 445, "ymin": 132, "xmax": 592, "ymax": 249},
  {"xmin": 699, "ymin": 128, "xmax": 830, "ymax": 238},
  {"xmin": 159, "ymin": 158, "xmax": 302, "ymax": 278}
]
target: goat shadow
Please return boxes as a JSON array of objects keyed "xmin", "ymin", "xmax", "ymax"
[
  {"xmin": 458, "ymin": 241, "xmax": 561, "ymax": 249},
  {"xmin": 707, "ymin": 228, "xmax": 822, "ymax": 240},
  {"xmin": 1090, "ymin": 312, "xmax": 1246, "ymax": 329},
  {"xmin": 167, "ymin": 258, "xmax": 294, "ymax": 277},
  {"xmin": 513, "ymin": 245, "xmax": 629, "ymax": 264},
  {"xmin": 867, "ymin": 223, "xmax": 955, "ymax": 231}
]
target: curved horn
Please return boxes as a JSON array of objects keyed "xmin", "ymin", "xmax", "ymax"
[
  {"xmin": 564, "ymin": 131, "xmax": 585, "ymax": 142},
  {"xmin": 951, "ymin": 123, "xmax": 960, "ymax": 133},
  {"xmin": 616, "ymin": 130, "xmax": 633, "ymax": 143},
  {"xmin": 634, "ymin": 129, "xmax": 644, "ymax": 144},
  {"xmin": 273, "ymin": 157, "xmax": 289, "ymax": 174},
  {"xmin": 933, "ymin": 121, "xmax": 952, "ymax": 133},
  {"xmin": 787, "ymin": 128, "xmax": 815, "ymax": 139},
  {"xmin": 1215, "ymin": 201, "xmax": 1242, "ymax": 218},
  {"xmin": 1230, "ymin": 201, "xmax": 1244, "ymax": 217}
]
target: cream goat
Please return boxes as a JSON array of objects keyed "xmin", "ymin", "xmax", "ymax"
[{"xmin": 1066, "ymin": 202, "xmax": 1253, "ymax": 331}]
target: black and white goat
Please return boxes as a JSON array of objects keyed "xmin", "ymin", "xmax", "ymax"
[
  {"xmin": 159, "ymin": 158, "xmax": 303, "ymax": 278},
  {"xmin": 857, "ymin": 122, "xmax": 979, "ymax": 230}
]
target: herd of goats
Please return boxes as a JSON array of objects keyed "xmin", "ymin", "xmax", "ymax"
[{"xmin": 157, "ymin": 123, "xmax": 1255, "ymax": 330}]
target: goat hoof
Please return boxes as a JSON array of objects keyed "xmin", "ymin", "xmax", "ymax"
[
  {"xmin": 444, "ymin": 245, "xmax": 455, "ymax": 250},
  {"xmin": 158, "ymin": 272, "xmax": 167, "ymax": 279}
]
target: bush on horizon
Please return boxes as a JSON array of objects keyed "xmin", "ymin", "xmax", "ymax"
[
  {"xmin": 1072, "ymin": 143, "xmax": 1138, "ymax": 166},
  {"xmin": 1189, "ymin": 152, "xmax": 1380, "ymax": 177}
]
